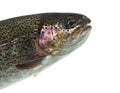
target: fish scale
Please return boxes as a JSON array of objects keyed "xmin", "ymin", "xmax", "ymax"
[{"xmin": 0, "ymin": 15, "xmax": 41, "ymax": 45}]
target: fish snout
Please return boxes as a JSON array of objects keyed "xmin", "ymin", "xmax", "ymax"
[{"xmin": 78, "ymin": 15, "xmax": 91, "ymax": 25}]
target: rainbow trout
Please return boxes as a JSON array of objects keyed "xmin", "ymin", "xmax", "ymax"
[{"xmin": 0, "ymin": 13, "xmax": 91, "ymax": 89}]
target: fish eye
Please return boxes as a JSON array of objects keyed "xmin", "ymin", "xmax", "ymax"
[
  {"xmin": 68, "ymin": 19, "xmax": 76, "ymax": 25},
  {"xmin": 67, "ymin": 17, "xmax": 76, "ymax": 28}
]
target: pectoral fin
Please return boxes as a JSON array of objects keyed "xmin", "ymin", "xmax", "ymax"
[{"xmin": 16, "ymin": 57, "xmax": 45, "ymax": 69}]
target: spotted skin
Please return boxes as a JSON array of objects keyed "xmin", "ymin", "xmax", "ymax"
[{"xmin": 0, "ymin": 13, "xmax": 91, "ymax": 89}]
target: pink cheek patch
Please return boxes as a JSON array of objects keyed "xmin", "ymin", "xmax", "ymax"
[
  {"xmin": 39, "ymin": 26, "xmax": 58, "ymax": 50},
  {"xmin": 39, "ymin": 25, "xmax": 64, "ymax": 52}
]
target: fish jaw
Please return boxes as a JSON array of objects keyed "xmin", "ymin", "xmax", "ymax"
[
  {"xmin": 56, "ymin": 15, "xmax": 92, "ymax": 55},
  {"xmin": 57, "ymin": 26, "xmax": 92, "ymax": 56}
]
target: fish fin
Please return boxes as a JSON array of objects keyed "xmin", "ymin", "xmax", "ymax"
[{"xmin": 16, "ymin": 57, "xmax": 45, "ymax": 69}]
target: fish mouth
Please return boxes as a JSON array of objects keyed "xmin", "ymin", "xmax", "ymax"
[
  {"xmin": 82, "ymin": 25, "xmax": 92, "ymax": 33},
  {"xmin": 70, "ymin": 21, "xmax": 92, "ymax": 44},
  {"xmin": 79, "ymin": 22, "xmax": 92, "ymax": 42},
  {"xmin": 70, "ymin": 21, "xmax": 92, "ymax": 40},
  {"xmin": 81, "ymin": 16, "xmax": 91, "ymax": 33},
  {"xmin": 82, "ymin": 16, "xmax": 91, "ymax": 31},
  {"xmin": 80, "ymin": 22, "xmax": 92, "ymax": 40}
]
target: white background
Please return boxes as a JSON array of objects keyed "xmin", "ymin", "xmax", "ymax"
[{"xmin": 0, "ymin": 0, "xmax": 120, "ymax": 93}]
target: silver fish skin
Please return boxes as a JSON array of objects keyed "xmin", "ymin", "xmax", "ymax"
[{"xmin": 0, "ymin": 13, "xmax": 91, "ymax": 89}]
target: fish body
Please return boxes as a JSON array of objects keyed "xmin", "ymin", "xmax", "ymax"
[{"xmin": 0, "ymin": 13, "xmax": 91, "ymax": 89}]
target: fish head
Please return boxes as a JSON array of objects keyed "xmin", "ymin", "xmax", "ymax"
[{"xmin": 38, "ymin": 13, "xmax": 91, "ymax": 55}]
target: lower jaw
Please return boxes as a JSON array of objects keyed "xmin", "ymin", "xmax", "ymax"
[
  {"xmin": 80, "ymin": 25, "xmax": 92, "ymax": 42},
  {"xmin": 83, "ymin": 25, "xmax": 92, "ymax": 32}
]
